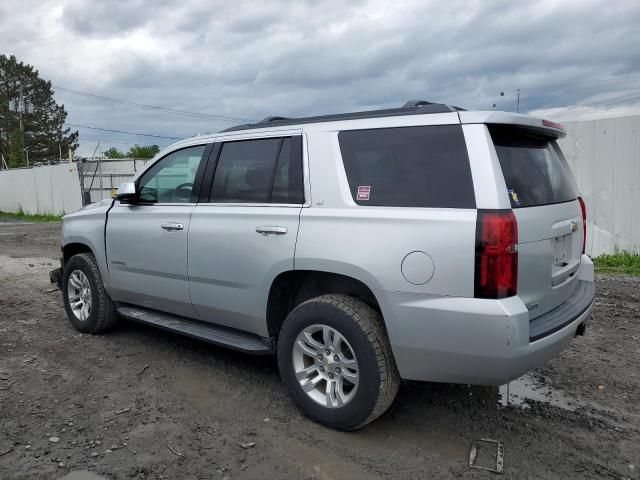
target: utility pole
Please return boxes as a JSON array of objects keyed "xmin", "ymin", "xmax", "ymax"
[
  {"xmin": 11, "ymin": 81, "xmax": 32, "ymax": 167},
  {"xmin": 19, "ymin": 82, "xmax": 25, "ymax": 165},
  {"xmin": 516, "ymin": 88, "xmax": 521, "ymax": 113},
  {"xmin": 18, "ymin": 83, "xmax": 23, "ymax": 135}
]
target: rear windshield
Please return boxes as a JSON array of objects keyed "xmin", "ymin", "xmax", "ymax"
[
  {"xmin": 490, "ymin": 125, "xmax": 577, "ymax": 208},
  {"xmin": 338, "ymin": 125, "xmax": 475, "ymax": 208}
]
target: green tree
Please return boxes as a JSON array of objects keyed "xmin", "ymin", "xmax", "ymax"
[
  {"xmin": 0, "ymin": 54, "xmax": 78, "ymax": 167},
  {"xmin": 127, "ymin": 144, "xmax": 160, "ymax": 158},
  {"xmin": 7, "ymin": 128, "xmax": 23, "ymax": 167},
  {"xmin": 103, "ymin": 147, "xmax": 125, "ymax": 159}
]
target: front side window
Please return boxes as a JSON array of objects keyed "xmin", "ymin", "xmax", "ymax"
[
  {"xmin": 210, "ymin": 136, "xmax": 304, "ymax": 204},
  {"xmin": 138, "ymin": 145, "xmax": 206, "ymax": 203},
  {"xmin": 338, "ymin": 125, "xmax": 475, "ymax": 208}
]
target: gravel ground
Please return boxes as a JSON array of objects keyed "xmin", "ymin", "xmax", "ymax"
[{"xmin": 0, "ymin": 219, "xmax": 638, "ymax": 480}]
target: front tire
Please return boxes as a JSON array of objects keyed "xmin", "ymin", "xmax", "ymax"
[
  {"xmin": 62, "ymin": 253, "xmax": 119, "ymax": 333},
  {"xmin": 277, "ymin": 294, "xmax": 400, "ymax": 430}
]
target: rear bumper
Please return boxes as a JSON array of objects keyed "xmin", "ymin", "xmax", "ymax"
[
  {"xmin": 379, "ymin": 256, "xmax": 596, "ymax": 386},
  {"xmin": 529, "ymin": 280, "xmax": 594, "ymax": 341}
]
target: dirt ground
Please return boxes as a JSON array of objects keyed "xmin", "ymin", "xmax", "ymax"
[{"xmin": 0, "ymin": 218, "xmax": 638, "ymax": 480}]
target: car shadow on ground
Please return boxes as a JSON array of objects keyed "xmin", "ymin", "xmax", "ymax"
[{"xmin": 111, "ymin": 317, "xmax": 506, "ymax": 417}]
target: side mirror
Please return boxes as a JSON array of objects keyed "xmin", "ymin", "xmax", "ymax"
[{"xmin": 115, "ymin": 182, "xmax": 138, "ymax": 204}]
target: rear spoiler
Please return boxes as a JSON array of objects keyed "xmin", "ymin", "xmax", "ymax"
[{"xmin": 458, "ymin": 111, "xmax": 566, "ymax": 138}]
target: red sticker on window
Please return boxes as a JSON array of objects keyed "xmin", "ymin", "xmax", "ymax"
[{"xmin": 357, "ymin": 185, "xmax": 371, "ymax": 201}]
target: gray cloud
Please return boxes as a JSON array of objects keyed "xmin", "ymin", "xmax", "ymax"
[
  {"xmin": 61, "ymin": 0, "xmax": 174, "ymax": 36},
  {"xmin": 1, "ymin": 0, "xmax": 639, "ymax": 155}
]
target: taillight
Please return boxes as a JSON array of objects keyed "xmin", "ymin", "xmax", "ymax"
[
  {"xmin": 475, "ymin": 210, "xmax": 518, "ymax": 299},
  {"xmin": 578, "ymin": 196, "xmax": 587, "ymax": 254}
]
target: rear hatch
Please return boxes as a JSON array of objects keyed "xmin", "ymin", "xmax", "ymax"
[{"xmin": 489, "ymin": 125, "xmax": 583, "ymax": 320}]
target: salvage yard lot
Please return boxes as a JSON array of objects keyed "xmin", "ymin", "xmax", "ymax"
[{"xmin": 0, "ymin": 218, "xmax": 638, "ymax": 479}]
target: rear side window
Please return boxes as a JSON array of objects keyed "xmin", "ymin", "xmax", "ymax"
[
  {"xmin": 211, "ymin": 136, "xmax": 304, "ymax": 203},
  {"xmin": 489, "ymin": 125, "xmax": 577, "ymax": 208},
  {"xmin": 338, "ymin": 125, "xmax": 475, "ymax": 208}
]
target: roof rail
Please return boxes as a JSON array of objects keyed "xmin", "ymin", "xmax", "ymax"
[
  {"xmin": 220, "ymin": 99, "xmax": 466, "ymax": 133},
  {"xmin": 403, "ymin": 99, "xmax": 435, "ymax": 108},
  {"xmin": 259, "ymin": 116, "xmax": 291, "ymax": 124},
  {"xmin": 403, "ymin": 99, "xmax": 465, "ymax": 111}
]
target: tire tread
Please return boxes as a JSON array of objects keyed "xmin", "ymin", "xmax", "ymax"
[
  {"xmin": 291, "ymin": 294, "xmax": 400, "ymax": 429},
  {"xmin": 64, "ymin": 253, "xmax": 119, "ymax": 333}
]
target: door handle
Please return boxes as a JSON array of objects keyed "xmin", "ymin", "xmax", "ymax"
[
  {"xmin": 256, "ymin": 225, "xmax": 287, "ymax": 235},
  {"xmin": 161, "ymin": 222, "xmax": 184, "ymax": 231}
]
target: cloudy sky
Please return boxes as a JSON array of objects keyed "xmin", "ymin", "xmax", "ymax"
[{"xmin": 1, "ymin": 0, "xmax": 640, "ymax": 156}]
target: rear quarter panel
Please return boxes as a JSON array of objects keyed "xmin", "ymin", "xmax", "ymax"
[
  {"xmin": 296, "ymin": 129, "xmax": 477, "ymax": 297},
  {"xmin": 296, "ymin": 207, "xmax": 477, "ymax": 297}
]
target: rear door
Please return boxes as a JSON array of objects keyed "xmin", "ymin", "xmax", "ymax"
[
  {"xmin": 187, "ymin": 134, "xmax": 305, "ymax": 337},
  {"xmin": 489, "ymin": 125, "xmax": 583, "ymax": 319}
]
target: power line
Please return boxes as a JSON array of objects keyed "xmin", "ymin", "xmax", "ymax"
[
  {"xmin": 78, "ymin": 137, "xmax": 171, "ymax": 147},
  {"xmin": 562, "ymin": 89, "xmax": 640, "ymax": 110},
  {"xmin": 583, "ymin": 90, "xmax": 640, "ymax": 108},
  {"xmin": 54, "ymin": 85, "xmax": 253, "ymax": 123},
  {"xmin": 486, "ymin": 72, "xmax": 640, "ymax": 110},
  {"xmin": 520, "ymin": 72, "xmax": 640, "ymax": 92},
  {"xmin": 521, "ymin": 85, "xmax": 640, "ymax": 104},
  {"xmin": 66, "ymin": 123, "xmax": 182, "ymax": 140},
  {"xmin": 536, "ymin": 89, "xmax": 640, "ymax": 116}
]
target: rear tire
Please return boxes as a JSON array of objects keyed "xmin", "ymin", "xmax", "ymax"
[
  {"xmin": 277, "ymin": 294, "xmax": 400, "ymax": 430},
  {"xmin": 62, "ymin": 253, "xmax": 119, "ymax": 334}
]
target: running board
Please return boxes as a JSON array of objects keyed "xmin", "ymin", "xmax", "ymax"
[{"xmin": 117, "ymin": 305, "xmax": 273, "ymax": 355}]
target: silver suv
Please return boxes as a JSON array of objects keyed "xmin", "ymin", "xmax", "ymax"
[{"xmin": 50, "ymin": 100, "xmax": 595, "ymax": 430}]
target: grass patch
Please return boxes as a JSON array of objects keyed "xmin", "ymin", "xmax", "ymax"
[
  {"xmin": 593, "ymin": 251, "xmax": 640, "ymax": 275},
  {"xmin": 0, "ymin": 210, "xmax": 62, "ymax": 222}
]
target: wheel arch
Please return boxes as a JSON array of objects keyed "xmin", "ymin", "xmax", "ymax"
[
  {"xmin": 62, "ymin": 238, "xmax": 112, "ymax": 290},
  {"xmin": 266, "ymin": 269, "xmax": 384, "ymax": 339},
  {"xmin": 63, "ymin": 242, "xmax": 95, "ymax": 264}
]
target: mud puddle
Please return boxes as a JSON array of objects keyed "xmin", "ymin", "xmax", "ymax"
[{"xmin": 499, "ymin": 373, "xmax": 578, "ymax": 410}]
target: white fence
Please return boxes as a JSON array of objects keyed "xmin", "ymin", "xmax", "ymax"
[
  {"xmin": 78, "ymin": 158, "xmax": 150, "ymax": 204},
  {"xmin": 0, "ymin": 163, "xmax": 83, "ymax": 216},
  {"xmin": 558, "ymin": 115, "xmax": 640, "ymax": 256}
]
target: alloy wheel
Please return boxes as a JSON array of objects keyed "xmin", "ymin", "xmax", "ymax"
[
  {"xmin": 292, "ymin": 324, "xmax": 359, "ymax": 408},
  {"xmin": 67, "ymin": 270, "xmax": 92, "ymax": 322}
]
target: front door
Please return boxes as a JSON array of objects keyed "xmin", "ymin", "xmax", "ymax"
[
  {"xmin": 106, "ymin": 144, "xmax": 209, "ymax": 317},
  {"xmin": 188, "ymin": 135, "xmax": 305, "ymax": 336}
]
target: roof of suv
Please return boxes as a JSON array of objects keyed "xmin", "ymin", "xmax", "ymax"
[
  {"xmin": 221, "ymin": 100, "xmax": 466, "ymax": 132},
  {"xmin": 163, "ymin": 100, "xmax": 565, "ymax": 154}
]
